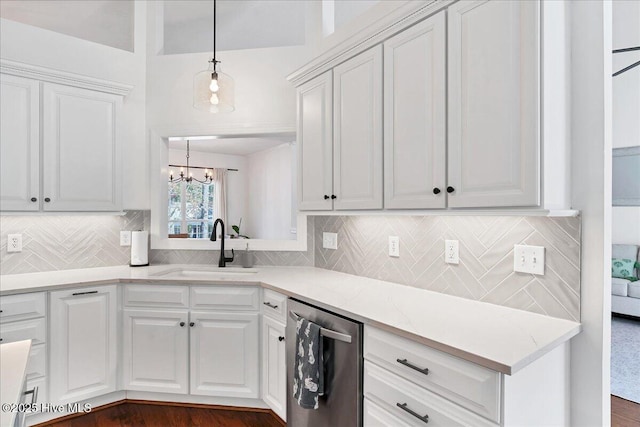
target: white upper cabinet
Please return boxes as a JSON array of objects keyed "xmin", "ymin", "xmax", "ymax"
[
  {"xmin": 333, "ymin": 46, "xmax": 383, "ymax": 210},
  {"xmin": 49, "ymin": 286, "xmax": 117, "ymax": 404},
  {"xmin": 42, "ymin": 83, "xmax": 122, "ymax": 211},
  {"xmin": 383, "ymin": 11, "xmax": 446, "ymax": 209},
  {"xmin": 297, "ymin": 71, "xmax": 333, "ymax": 211},
  {"xmin": 0, "ymin": 75, "xmax": 40, "ymax": 211},
  {"xmin": 447, "ymin": 0, "xmax": 540, "ymax": 208}
]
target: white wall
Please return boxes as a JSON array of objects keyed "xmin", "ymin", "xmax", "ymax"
[
  {"xmin": 569, "ymin": 1, "xmax": 613, "ymax": 425},
  {"xmin": 145, "ymin": 1, "xmax": 310, "ymax": 138},
  {"xmin": 168, "ymin": 148, "xmax": 247, "ymax": 229},
  {"xmin": 246, "ymin": 143, "xmax": 295, "ymax": 240},
  {"xmin": 0, "ymin": 2, "xmax": 149, "ymax": 210},
  {"xmin": 612, "ymin": 0, "xmax": 640, "ymax": 245}
]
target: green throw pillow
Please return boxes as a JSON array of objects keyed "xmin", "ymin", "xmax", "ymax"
[{"xmin": 612, "ymin": 258, "xmax": 636, "ymax": 279}]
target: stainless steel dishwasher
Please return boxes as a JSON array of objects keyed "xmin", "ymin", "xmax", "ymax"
[{"xmin": 286, "ymin": 298, "xmax": 363, "ymax": 427}]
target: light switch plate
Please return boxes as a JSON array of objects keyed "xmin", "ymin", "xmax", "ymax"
[
  {"xmin": 7, "ymin": 234, "xmax": 22, "ymax": 253},
  {"xmin": 120, "ymin": 231, "xmax": 132, "ymax": 246},
  {"xmin": 322, "ymin": 232, "xmax": 337, "ymax": 250},
  {"xmin": 513, "ymin": 244, "xmax": 545, "ymax": 275},
  {"xmin": 445, "ymin": 240, "xmax": 459, "ymax": 264},
  {"xmin": 388, "ymin": 236, "xmax": 400, "ymax": 257}
]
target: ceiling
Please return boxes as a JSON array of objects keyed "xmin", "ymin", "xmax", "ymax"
[
  {"xmin": 0, "ymin": 0, "xmax": 306, "ymax": 54},
  {"xmin": 162, "ymin": 0, "xmax": 307, "ymax": 55},
  {"xmin": 0, "ymin": 0, "xmax": 135, "ymax": 51},
  {"xmin": 169, "ymin": 136, "xmax": 292, "ymax": 156}
]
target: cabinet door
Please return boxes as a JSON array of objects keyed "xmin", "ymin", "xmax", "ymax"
[
  {"xmin": 384, "ymin": 12, "xmax": 446, "ymax": 209},
  {"xmin": 448, "ymin": 0, "xmax": 539, "ymax": 208},
  {"xmin": 190, "ymin": 311, "xmax": 259, "ymax": 398},
  {"xmin": 334, "ymin": 46, "xmax": 383, "ymax": 210},
  {"xmin": 42, "ymin": 83, "xmax": 122, "ymax": 211},
  {"xmin": 50, "ymin": 285, "xmax": 117, "ymax": 404},
  {"xmin": 297, "ymin": 71, "xmax": 333, "ymax": 210},
  {"xmin": 122, "ymin": 309, "xmax": 189, "ymax": 394},
  {"xmin": 0, "ymin": 74, "xmax": 40, "ymax": 211},
  {"xmin": 262, "ymin": 316, "xmax": 286, "ymax": 421}
]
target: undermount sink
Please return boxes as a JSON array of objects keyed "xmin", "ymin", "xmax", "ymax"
[{"xmin": 150, "ymin": 267, "xmax": 258, "ymax": 278}]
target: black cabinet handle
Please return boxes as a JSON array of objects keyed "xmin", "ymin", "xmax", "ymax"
[
  {"xmin": 190, "ymin": 322, "xmax": 195, "ymax": 327},
  {"xmin": 396, "ymin": 358, "xmax": 429, "ymax": 375},
  {"xmin": 278, "ymin": 336, "xmax": 285, "ymax": 342},
  {"xmin": 180, "ymin": 322, "xmax": 185, "ymax": 327},
  {"xmin": 446, "ymin": 186, "xmax": 455, "ymax": 194},
  {"xmin": 324, "ymin": 195, "xmax": 330, "ymax": 200},
  {"xmin": 432, "ymin": 188, "xmax": 441, "ymax": 195},
  {"xmin": 44, "ymin": 197, "xmax": 51, "ymax": 202},
  {"xmin": 24, "ymin": 386, "xmax": 39, "ymax": 405},
  {"xmin": 30, "ymin": 197, "xmax": 37, "ymax": 202},
  {"xmin": 331, "ymin": 195, "xmax": 337, "ymax": 199},
  {"xmin": 263, "ymin": 301, "xmax": 278, "ymax": 309},
  {"xmin": 396, "ymin": 403, "xmax": 429, "ymax": 424},
  {"xmin": 72, "ymin": 290, "xmax": 98, "ymax": 296}
]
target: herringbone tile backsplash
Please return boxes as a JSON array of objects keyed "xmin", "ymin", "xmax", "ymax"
[{"xmin": 314, "ymin": 215, "xmax": 581, "ymax": 321}]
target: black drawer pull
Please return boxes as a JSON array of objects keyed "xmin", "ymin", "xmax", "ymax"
[
  {"xmin": 72, "ymin": 291, "xmax": 98, "ymax": 296},
  {"xmin": 397, "ymin": 402, "xmax": 429, "ymax": 423},
  {"xmin": 263, "ymin": 301, "xmax": 278, "ymax": 309},
  {"xmin": 396, "ymin": 358, "xmax": 429, "ymax": 375},
  {"xmin": 278, "ymin": 336, "xmax": 285, "ymax": 342},
  {"xmin": 24, "ymin": 386, "xmax": 39, "ymax": 405}
]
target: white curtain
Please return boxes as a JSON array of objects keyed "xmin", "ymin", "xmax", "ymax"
[{"xmin": 212, "ymin": 168, "xmax": 228, "ymax": 226}]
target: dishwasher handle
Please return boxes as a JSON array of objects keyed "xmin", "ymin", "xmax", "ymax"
[{"xmin": 289, "ymin": 310, "xmax": 352, "ymax": 344}]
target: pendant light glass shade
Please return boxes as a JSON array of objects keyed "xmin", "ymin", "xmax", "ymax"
[{"xmin": 193, "ymin": 62, "xmax": 235, "ymax": 113}]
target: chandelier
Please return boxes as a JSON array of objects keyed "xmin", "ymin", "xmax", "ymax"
[{"xmin": 169, "ymin": 140, "xmax": 213, "ymax": 184}]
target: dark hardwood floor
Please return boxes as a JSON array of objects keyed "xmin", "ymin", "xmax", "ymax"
[
  {"xmin": 612, "ymin": 395, "xmax": 640, "ymax": 427},
  {"xmin": 36, "ymin": 401, "xmax": 285, "ymax": 427}
]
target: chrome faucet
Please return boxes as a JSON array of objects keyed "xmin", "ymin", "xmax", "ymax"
[{"xmin": 210, "ymin": 218, "xmax": 234, "ymax": 267}]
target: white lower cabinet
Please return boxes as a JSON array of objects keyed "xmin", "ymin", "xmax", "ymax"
[
  {"xmin": 261, "ymin": 315, "xmax": 286, "ymax": 420},
  {"xmin": 49, "ymin": 285, "xmax": 117, "ymax": 404},
  {"xmin": 122, "ymin": 284, "xmax": 260, "ymax": 399},
  {"xmin": 122, "ymin": 309, "xmax": 189, "ymax": 394},
  {"xmin": 190, "ymin": 311, "xmax": 259, "ymax": 398}
]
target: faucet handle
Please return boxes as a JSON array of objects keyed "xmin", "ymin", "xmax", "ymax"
[{"xmin": 225, "ymin": 248, "xmax": 235, "ymax": 263}]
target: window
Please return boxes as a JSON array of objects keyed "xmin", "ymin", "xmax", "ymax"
[{"xmin": 168, "ymin": 181, "xmax": 215, "ymax": 239}]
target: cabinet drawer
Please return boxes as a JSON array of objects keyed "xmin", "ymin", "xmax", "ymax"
[
  {"xmin": 191, "ymin": 286, "xmax": 259, "ymax": 311},
  {"xmin": 364, "ymin": 326, "xmax": 500, "ymax": 422},
  {"xmin": 0, "ymin": 292, "xmax": 46, "ymax": 322},
  {"xmin": 364, "ymin": 361, "xmax": 497, "ymax": 427},
  {"xmin": 364, "ymin": 397, "xmax": 413, "ymax": 427},
  {"xmin": 0, "ymin": 318, "xmax": 46, "ymax": 345},
  {"xmin": 27, "ymin": 343, "xmax": 47, "ymax": 380},
  {"xmin": 124, "ymin": 284, "xmax": 189, "ymax": 308},
  {"xmin": 262, "ymin": 289, "xmax": 287, "ymax": 322}
]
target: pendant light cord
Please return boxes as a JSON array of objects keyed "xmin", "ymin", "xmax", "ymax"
[{"xmin": 212, "ymin": 0, "xmax": 217, "ymax": 69}]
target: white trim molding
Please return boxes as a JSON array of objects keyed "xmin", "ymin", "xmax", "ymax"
[{"xmin": 0, "ymin": 59, "xmax": 133, "ymax": 96}]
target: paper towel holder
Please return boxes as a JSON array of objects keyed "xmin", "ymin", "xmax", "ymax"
[{"xmin": 130, "ymin": 230, "xmax": 149, "ymax": 267}]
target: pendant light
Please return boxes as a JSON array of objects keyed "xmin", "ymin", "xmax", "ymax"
[
  {"xmin": 193, "ymin": 0, "xmax": 235, "ymax": 113},
  {"xmin": 169, "ymin": 140, "xmax": 213, "ymax": 184}
]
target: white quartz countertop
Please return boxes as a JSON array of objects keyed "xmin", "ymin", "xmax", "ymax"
[
  {"xmin": 0, "ymin": 265, "xmax": 581, "ymax": 375},
  {"xmin": 1, "ymin": 340, "xmax": 31, "ymax": 427}
]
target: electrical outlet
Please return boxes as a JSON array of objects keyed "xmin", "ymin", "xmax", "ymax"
[
  {"xmin": 322, "ymin": 232, "xmax": 338, "ymax": 250},
  {"xmin": 388, "ymin": 236, "xmax": 400, "ymax": 257},
  {"xmin": 7, "ymin": 234, "xmax": 22, "ymax": 253},
  {"xmin": 445, "ymin": 240, "xmax": 459, "ymax": 264},
  {"xmin": 120, "ymin": 231, "xmax": 132, "ymax": 246},
  {"xmin": 513, "ymin": 245, "xmax": 545, "ymax": 275}
]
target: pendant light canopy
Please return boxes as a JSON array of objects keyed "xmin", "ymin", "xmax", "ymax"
[{"xmin": 193, "ymin": 0, "xmax": 235, "ymax": 113}]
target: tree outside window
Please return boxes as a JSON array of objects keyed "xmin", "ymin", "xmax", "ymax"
[{"xmin": 168, "ymin": 181, "xmax": 215, "ymax": 239}]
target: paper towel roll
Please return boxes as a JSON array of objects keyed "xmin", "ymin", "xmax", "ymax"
[{"xmin": 130, "ymin": 231, "xmax": 149, "ymax": 266}]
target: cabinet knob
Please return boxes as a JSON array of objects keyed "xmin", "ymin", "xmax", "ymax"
[
  {"xmin": 44, "ymin": 197, "xmax": 51, "ymax": 202},
  {"xmin": 190, "ymin": 322, "xmax": 195, "ymax": 327},
  {"xmin": 324, "ymin": 195, "xmax": 330, "ymax": 200},
  {"xmin": 432, "ymin": 188, "xmax": 441, "ymax": 195},
  {"xmin": 180, "ymin": 322, "xmax": 185, "ymax": 327},
  {"xmin": 446, "ymin": 186, "xmax": 455, "ymax": 194},
  {"xmin": 278, "ymin": 336, "xmax": 285, "ymax": 342},
  {"xmin": 30, "ymin": 197, "xmax": 37, "ymax": 202},
  {"xmin": 331, "ymin": 195, "xmax": 337, "ymax": 199}
]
